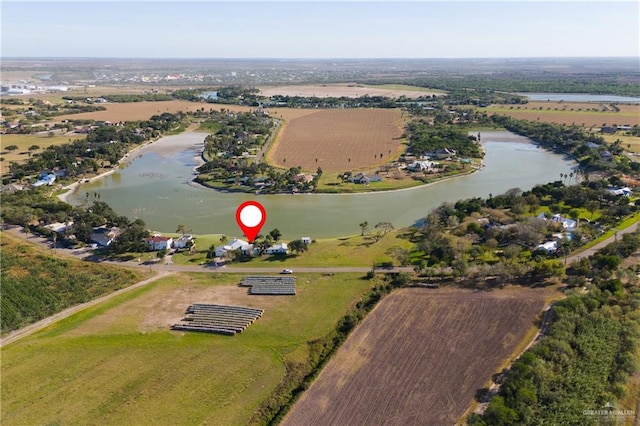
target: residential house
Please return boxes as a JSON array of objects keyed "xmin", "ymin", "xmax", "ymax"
[
  {"xmin": 32, "ymin": 174, "xmax": 56, "ymax": 187},
  {"xmin": 551, "ymin": 214, "xmax": 577, "ymax": 231},
  {"xmin": 301, "ymin": 237, "xmax": 312, "ymax": 245},
  {"xmin": 173, "ymin": 234, "xmax": 194, "ymax": 249},
  {"xmin": 44, "ymin": 221, "xmax": 73, "ymax": 234},
  {"xmin": 350, "ymin": 173, "xmax": 382, "ymax": 185},
  {"xmin": 608, "ymin": 187, "xmax": 632, "ymax": 197},
  {"xmin": 407, "ymin": 160, "xmax": 436, "ymax": 172},
  {"xmin": 146, "ymin": 235, "xmax": 174, "ymax": 251},
  {"xmin": 537, "ymin": 241, "xmax": 558, "ymax": 253},
  {"xmin": 91, "ymin": 226, "xmax": 121, "ymax": 247},
  {"xmin": 1, "ymin": 183, "xmax": 25, "ymax": 193},
  {"xmin": 429, "ymin": 148, "xmax": 456, "ymax": 160},
  {"xmin": 215, "ymin": 238, "xmax": 253, "ymax": 258},
  {"xmin": 266, "ymin": 242, "xmax": 288, "ymax": 255},
  {"xmin": 293, "ymin": 174, "xmax": 314, "ymax": 184}
]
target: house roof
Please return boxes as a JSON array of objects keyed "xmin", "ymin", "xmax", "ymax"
[{"xmin": 146, "ymin": 235, "xmax": 172, "ymax": 242}]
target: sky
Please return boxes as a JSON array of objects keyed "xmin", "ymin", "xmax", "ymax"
[{"xmin": 1, "ymin": 1, "xmax": 639, "ymax": 58}]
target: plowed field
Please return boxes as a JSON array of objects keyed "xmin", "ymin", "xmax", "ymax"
[
  {"xmin": 282, "ymin": 287, "xmax": 548, "ymax": 426},
  {"xmin": 481, "ymin": 101, "xmax": 640, "ymax": 127},
  {"xmin": 268, "ymin": 108, "xmax": 405, "ymax": 172}
]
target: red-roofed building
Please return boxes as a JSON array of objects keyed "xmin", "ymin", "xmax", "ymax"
[{"xmin": 146, "ymin": 235, "xmax": 174, "ymax": 251}]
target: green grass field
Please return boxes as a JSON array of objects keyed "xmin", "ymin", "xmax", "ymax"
[
  {"xmin": 1, "ymin": 272, "xmax": 375, "ymax": 425},
  {"xmin": 1, "ymin": 133, "xmax": 76, "ymax": 174},
  {"xmin": 601, "ymin": 133, "xmax": 640, "ymax": 154},
  {"xmin": 172, "ymin": 230, "xmax": 415, "ymax": 267}
]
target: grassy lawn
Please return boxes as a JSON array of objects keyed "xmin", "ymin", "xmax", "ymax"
[
  {"xmin": 1, "ymin": 272, "xmax": 374, "ymax": 425},
  {"xmin": 601, "ymin": 133, "xmax": 640, "ymax": 154},
  {"xmin": 172, "ymin": 230, "xmax": 414, "ymax": 268},
  {"xmin": 572, "ymin": 212, "xmax": 640, "ymax": 253},
  {"xmin": 1, "ymin": 133, "xmax": 75, "ymax": 174}
]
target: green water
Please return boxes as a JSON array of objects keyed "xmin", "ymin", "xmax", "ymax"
[{"xmin": 68, "ymin": 132, "xmax": 576, "ymax": 239}]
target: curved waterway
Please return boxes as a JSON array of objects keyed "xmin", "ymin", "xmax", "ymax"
[{"xmin": 67, "ymin": 132, "xmax": 576, "ymax": 239}]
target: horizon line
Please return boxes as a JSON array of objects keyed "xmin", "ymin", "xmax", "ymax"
[{"xmin": 2, "ymin": 56, "xmax": 639, "ymax": 61}]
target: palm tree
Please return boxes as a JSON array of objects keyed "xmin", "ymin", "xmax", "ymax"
[{"xmin": 219, "ymin": 235, "xmax": 228, "ymax": 245}]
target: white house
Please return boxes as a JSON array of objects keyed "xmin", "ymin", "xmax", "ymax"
[
  {"xmin": 608, "ymin": 187, "xmax": 632, "ymax": 197},
  {"xmin": 146, "ymin": 235, "xmax": 174, "ymax": 251},
  {"xmin": 537, "ymin": 241, "xmax": 558, "ymax": 253},
  {"xmin": 407, "ymin": 160, "xmax": 436, "ymax": 172},
  {"xmin": 91, "ymin": 226, "xmax": 121, "ymax": 247},
  {"xmin": 215, "ymin": 238, "xmax": 252, "ymax": 257},
  {"xmin": 266, "ymin": 242, "xmax": 289, "ymax": 255},
  {"xmin": 301, "ymin": 237, "xmax": 312, "ymax": 245},
  {"xmin": 551, "ymin": 214, "xmax": 577, "ymax": 231},
  {"xmin": 173, "ymin": 234, "xmax": 194, "ymax": 249}
]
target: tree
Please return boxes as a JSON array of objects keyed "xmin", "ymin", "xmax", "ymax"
[
  {"xmin": 157, "ymin": 248, "xmax": 168, "ymax": 260},
  {"xmin": 269, "ymin": 228, "xmax": 282, "ymax": 242},
  {"xmin": 375, "ymin": 221, "xmax": 394, "ymax": 236},
  {"xmin": 289, "ymin": 239, "xmax": 308, "ymax": 255},
  {"xmin": 5, "ymin": 145, "xmax": 18, "ymax": 151},
  {"xmin": 219, "ymin": 234, "xmax": 228, "ymax": 244},
  {"xmin": 359, "ymin": 221, "xmax": 369, "ymax": 236},
  {"xmin": 28, "ymin": 144, "xmax": 40, "ymax": 152},
  {"xmin": 176, "ymin": 224, "xmax": 187, "ymax": 235}
]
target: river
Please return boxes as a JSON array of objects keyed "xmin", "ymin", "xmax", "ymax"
[{"xmin": 67, "ymin": 131, "xmax": 576, "ymax": 239}]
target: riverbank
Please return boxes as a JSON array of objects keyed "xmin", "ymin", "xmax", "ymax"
[
  {"xmin": 58, "ymin": 130, "xmax": 577, "ymax": 238},
  {"xmin": 58, "ymin": 132, "xmax": 206, "ymax": 203}
]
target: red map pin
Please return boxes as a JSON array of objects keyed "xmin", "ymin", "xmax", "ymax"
[{"xmin": 235, "ymin": 201, "xmax": 267, "ymax": 243}]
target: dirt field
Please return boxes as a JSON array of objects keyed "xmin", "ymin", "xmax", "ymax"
[
  {"xmin": 282, "ymin": 287, "xmax": 550, "ymax": 426},
  {"xmin": 258, "ymin": 83, "xmax": 441, "ymax": 99},
  {"xmin": 482, "ymin": 101, "xmax": 640, "ymax": 128},
  {"xmin": 267, "ymin": 108, "xmax": 405, "ymax": 172}
]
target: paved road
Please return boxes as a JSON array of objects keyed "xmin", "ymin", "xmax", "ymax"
[{"xmin": 565, "ymin": 220, "xmax": 639, "ymax": 265}]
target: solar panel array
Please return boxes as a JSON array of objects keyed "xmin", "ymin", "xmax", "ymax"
[
  {"xmin": 242, "ymin": 276, "xmax": 297, "ymax": 295},
  {"xmin": 171, "ymin": 303, "xmax": 263, "ymax": 335}
]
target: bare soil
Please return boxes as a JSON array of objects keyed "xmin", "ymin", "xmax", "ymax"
[
  {"xmin": 66, "ymin": 275, "xmax": 289, "ymax": 336},
  {"xmin": 258, "ymin": 83, "xmax": 441, "ymax": 99},
  {"xmin": 267, "ymin": 108, "xmax": 405, "ymax": 172},
  {"xmin": 282, "ymin": 287, "xmax": 549, "ymax": 426}
]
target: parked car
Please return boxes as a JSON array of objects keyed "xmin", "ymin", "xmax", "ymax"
[{"xmin": 280, "ymin": 269, "xmax": 293, "ymax": 274}]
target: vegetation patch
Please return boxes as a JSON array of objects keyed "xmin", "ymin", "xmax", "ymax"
[
  {"xmin": 0, "ymin": 272, "xmax": 373, "ymax": 425},
  {"xmin": 0, "ymin": 231, "xmax": 145, "ymax": 333}
]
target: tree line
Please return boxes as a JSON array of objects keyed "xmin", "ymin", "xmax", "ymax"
[{"xmin": 469, "ymin": 231, "xmax": 640, "ymax": 425}]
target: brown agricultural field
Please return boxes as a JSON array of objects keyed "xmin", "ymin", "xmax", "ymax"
[
  {"xmin": 259, "ymin": 83, "xmax": 442, "ymax": 99},
  {"xmin": 282, "ymin": 287, "xmax": 552, "ymax": 426},
  {"xmin": 480, "ymin": 101, "xmax": 640, "ymax": 128},
  {"xmin": 267, "ymin": 108, "xmax": 405, "ymax": 172}
]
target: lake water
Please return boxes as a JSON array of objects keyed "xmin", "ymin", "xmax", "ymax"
[
  {"xmin": 518, "ymin": 93, "xmax": 640, "ymax": 103},
  {"xmin": 68, "ymin": 132, "xmax": 576, "ymax": 239}
]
